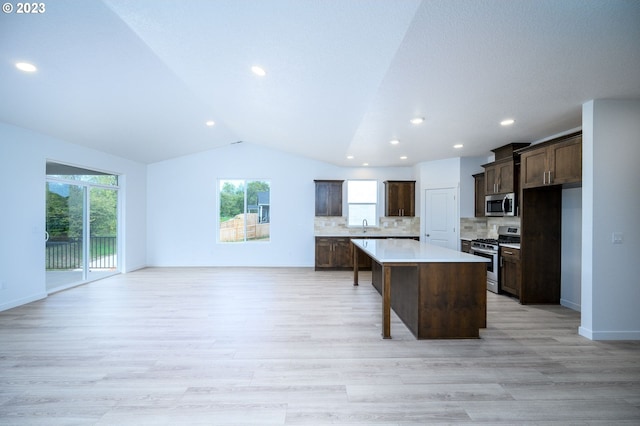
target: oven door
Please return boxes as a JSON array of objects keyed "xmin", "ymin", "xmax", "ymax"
[{"xmin": 470, "ymin": 247, "xmax": 498, "ymax": 286}]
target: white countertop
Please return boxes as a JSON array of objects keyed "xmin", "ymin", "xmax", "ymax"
[
  {"xmin": 500, "ymin": 243, "xmax": 521, "ymax": 250},
  {"xmin": 352, "ymin": 239, "xmax": 490, "ymax": 264},
  {"xmin": 317, "ymin": 234, "xmax": 419, "ymax": 238}
]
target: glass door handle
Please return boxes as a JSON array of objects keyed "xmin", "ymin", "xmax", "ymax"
[{"xmin": 45, "ymin": 231, "xmax": 49, "ymax": 242}]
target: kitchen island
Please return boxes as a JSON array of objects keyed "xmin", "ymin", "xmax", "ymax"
[{"xmin": 351, "ymin": 238, "xmax": 489, "ymax": 339}]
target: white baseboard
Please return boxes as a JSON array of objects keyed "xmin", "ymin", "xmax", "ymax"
[
  {"xmin": 0, "ymin": 292, "xmax": 47, "ymax": 312},
  {"xmin": 579, "ymin": 326, "xmax": 640, "ymax": 341},
  {"xmin": 560, "ymin": 298, "xmax": 581, "ymax": 312}
]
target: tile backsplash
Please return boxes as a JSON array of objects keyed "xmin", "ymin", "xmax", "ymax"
[
  {"xmin": 460, "ymin": 216, "xmax": 521, "ymax": 239},
  {"xmin": 315, "ymin": 216, "xmax": 420, "ymax": 236},
  {"xmin": 315, "ymin": 215, "xmax": 516, "ymax": 239}
]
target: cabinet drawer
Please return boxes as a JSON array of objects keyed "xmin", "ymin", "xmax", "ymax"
[{"xmin": 500, "ymin": 247, "xmax": 520, "ymax": 260}]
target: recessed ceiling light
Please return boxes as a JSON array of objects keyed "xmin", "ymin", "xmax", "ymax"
[
  {"xmin": 390, "ymin": 139, "xmax": 400, "ymax": 145},
  {"xmin": 410, "ymin": 117, "xmax": 424, "ymax": 125},
  {"xmin": 500, "ymin": 119, "xmax": 515, "ymax": 126},
  {"xmin": 16, "ymin": 62, "xmax": 37, "ymax": 73},
  {"xmin": 400, "ymin": 156, "xmax": 408, "ymax": 160},
  {"xmin": 453, "ymin": 144, "xmax": 463, "ymax": 149},
  {"xmin": 205, "ymin": 120, "xmax": 215, "ymax": 127},
  {"xmin": 362, "ymin": 163, "xmax": 369, "ymax": 166},
  {"xmin": 251, "ymin": 65, "xmax": 266, "ymax": 76},
  {"xmin": 346, "ymin": 155, "xmax": 354, "ymax": 159}
]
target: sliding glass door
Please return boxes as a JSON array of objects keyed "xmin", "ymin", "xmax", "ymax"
[
  {"xmin": 45, "ymin": 163, "xmax": 119, "ymax": 292},
  {"xmin": 45, "ymin": 181, "xmax": 85, "ymax": 289},
  {"xmin": 87, "ymin": 186, "xmax": 118, "ymax": 281}
]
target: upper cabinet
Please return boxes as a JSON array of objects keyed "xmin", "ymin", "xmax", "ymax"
[
  {"xmin": 384, "ymin": 180, "xmax": 415, "ymax": 217},
  {"xmin": 473, "ymin": 173, "xmax": 485, "ymax": 217},
  {"xmin": 314, "ymin": 180, "xmax": 343, "ymax": 216},
  {"xmin": 519, "ymin": 132, "xmax": 582, "ymax": 189},
  {"xmin": 482, "ymin": 143, "xmax": 530, "ymax": 196},
  {"xmin": 484, "ymin": 159, "xmax": 515, "ymax": 195}
]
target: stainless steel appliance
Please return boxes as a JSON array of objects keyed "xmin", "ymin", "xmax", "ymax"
[
  {"xmin": 485, "ymin": 193, "xmax": 516, "ymax": 217},
  {"xmin": 470, "ymin": 238, "xmax": 499, "ymax": 293},
  {"xmin": 470, "ymin": 226, "xmax": 520, "ymax": 293}
]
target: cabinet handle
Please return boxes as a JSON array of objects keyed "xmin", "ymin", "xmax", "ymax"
[
  {"xmin": 504, "ymin": 250, "xmax": 513, "ymax": 255},
  {"xmin": 548, "ymin": 170, "xmax": 553, "ymax": 184},
  {"xmin": 543, "ymin": 171, "xmax": 546, "ymax": 185}
]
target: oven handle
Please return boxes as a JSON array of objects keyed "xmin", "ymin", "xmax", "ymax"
[{"xmin": 471, "ymin": 247, "xmax": 497, "ymax": 255}]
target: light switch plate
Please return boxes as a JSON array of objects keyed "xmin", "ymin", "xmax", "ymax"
[{"xmin": 612, "ymin": 232, "xmax": 623, "ymax": 244}]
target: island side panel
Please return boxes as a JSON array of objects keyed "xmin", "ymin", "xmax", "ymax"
[
  {"xmin": 389, "ymin": 266, "xmax": 419, "ymax": 337},
  {"xmin": 371, "ymin": 261, "xmax": 382, "ymax": 294},
  {"xmin": 352, "ymin": 243, "xmax": 359, "ymax": 286},
  {"xmin": 417, "ymin": 262, "xmax": 487, "ymax": 339}
]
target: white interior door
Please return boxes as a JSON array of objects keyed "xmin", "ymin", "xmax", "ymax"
[{"xmin": 424, "ymin": 187, "xmax": 458, "ymax": 249}]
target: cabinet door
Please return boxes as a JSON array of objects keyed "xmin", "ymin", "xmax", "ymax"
[
  {"xmin": 385, "ymin": 181, "xmax": 415, "ymax": 216},
  {"xmin": 500, "ymin": 248, "xmax": 521, "ymax": 296},
  {"xmin": 314, "ymin": 238, "xmax": 333, "ymax": 268},
  {"xmin": 398, "ymin": 181, "xmax": 415, "ymax": 216},
  {"xmin": 333, "ymin": 238, "xmax": 352, "ymax": 268},
  {"xmin": 315, "ymin": 181, "xmax": 343, "ymax": 216},
  {"xmin": 473, "ymin": 173, "xmax": 485, "ymax": 217},
  {"xmin": 484, "ymin": 161, "xmax": 514, "ymax": 194},
  {"xmin": 484, "ymin": 165, "xmax": 497, "ymax": 194},
  {"xmin": 385, "ymin": 182, "xmax": 401, "ymax": 216},
  {"xmin": 520, "ymin": 148, "xmax": 548, "ymax": 189},
  {"xmin": 496, "ymin": 161, "xmax": 514, "ymax": 193},
  {"xmin": 549, "ymin": 135, "xmax": 581, "ymax": 185}
]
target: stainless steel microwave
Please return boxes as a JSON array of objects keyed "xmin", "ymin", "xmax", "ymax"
[{"xmin": 485, "ymin": 193, "xmax": 516, "ymax": 217}]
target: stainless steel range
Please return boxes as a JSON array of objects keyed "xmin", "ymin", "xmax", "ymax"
[{"xmin": 470, "ymin": 226, "xmax": 520, "ymax": 293}]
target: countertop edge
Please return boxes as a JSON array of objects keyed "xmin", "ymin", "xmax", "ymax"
[
  {"xmin": 352, "ymin": 239, "xmax": 490, "ymax": 264},
  {"xmin": 315, "ymin": 235, "xmax": 420, "ymax": 238}
]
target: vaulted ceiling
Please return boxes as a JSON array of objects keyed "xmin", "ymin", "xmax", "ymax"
[{"xmin": 2, "ymin": 0, "xmax": 639, "ymax": 166}]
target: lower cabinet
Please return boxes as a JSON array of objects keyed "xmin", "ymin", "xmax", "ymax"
[
  {"xmin": 315, "ymin": 236, "xmax": 420, "ymax": 270},
  {"xmin": 500, "ymin": 246, "xmax": 521, "ymax": 297},
  {"xmin": 315, "ymin": 237, "xmax": 352, "ymax": 270}
]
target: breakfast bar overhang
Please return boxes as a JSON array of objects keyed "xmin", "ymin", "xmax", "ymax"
[{"xmin": 351, "ymin": 239, "xmax": 490, "ymax": 339}]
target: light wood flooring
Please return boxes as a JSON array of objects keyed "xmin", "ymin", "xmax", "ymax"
[{"xmin": 1, "ymin": 267, "xmax": 639, "ymax": 425}]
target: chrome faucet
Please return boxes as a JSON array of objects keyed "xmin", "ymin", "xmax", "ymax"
[{"xmin": 362, "ymin": 218, "xmax": 368, "ymax": 233}]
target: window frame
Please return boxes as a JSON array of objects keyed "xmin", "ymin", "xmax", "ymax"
[
  {"xmin": 218, "ymin": 178, "xmax": 271, "ymax": 243},
  {"xmin": 347, "ymin": 179, "xmax": 378, "ymax": 227}
]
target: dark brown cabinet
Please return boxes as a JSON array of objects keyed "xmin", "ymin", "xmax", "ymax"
[
  {"xmin": 484, "ymin": 159, "xmax": 515, "ymax": 195},
  {"xmin": 314, "ymin": 180, "xmax": 343, "ymax": 216},
  {"xmin": 384, "ymin": 180, "xmax": 415, "ymax": 216},
  {"xmin": 519, "ymin": 187, "xmax": 562, "ymax": 304},
  {"xmin": 520, "ymin": 133, "xmax": 582, "ymax": 189},
  {"xmin": 314, "ymin": 237, "xmax": 351, "ymax": 270},
  {"xmin": 482, "ymin": 142, "xmax": 530, "ymax": 197},
  {"xmin": 500, "ymin": 246, "xmax": 521, "ymax": 297},
  {"xmin": 473, "ymin": 173, "xmax": 485, "ymax": 217},
  {"xmin": 315, "ymin": 236, "xmax": 419, "ymax": 270},
  {"xmin": 461, "ymin": 239, "xmax": 471, "ymax": 253}
]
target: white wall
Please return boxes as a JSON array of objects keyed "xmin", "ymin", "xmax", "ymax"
[
  {"xmin": 561, "ymin": 187, "xmax": 582, "ymax": 311},
  {"xmin": 146, "ymin": 142, "xmax": 414, "ymax": 267},
  {"xmin": 580, "ymin": 99, "xmax": 640, "ymax": 340},
  {"xmin": 415, "ymin": 157, "xmax": 462, "ymax": 243},
  {"xmin": 0, "ymin": 123, "xmax": 147, "ymax": 311},
  {"xmin": 460, "ymin": 156, "xmax": 489, "ymax": 218}
]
